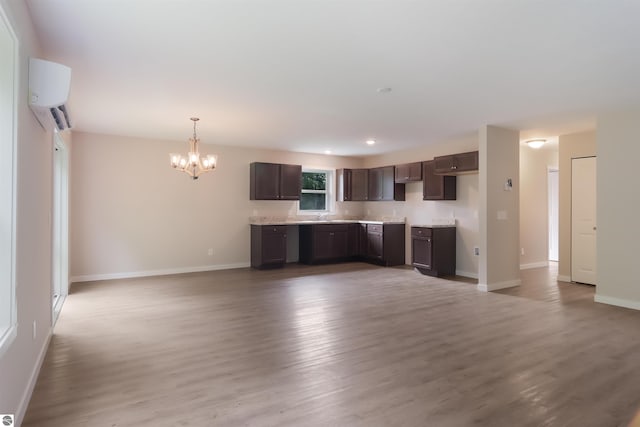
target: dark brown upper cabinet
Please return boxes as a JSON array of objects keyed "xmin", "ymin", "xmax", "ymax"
[
  {"xmin": 250, "ymin": 162, "xmax": 302, "ymax": 200},
  {"xmin": 395, "ymin": 162, "xmax": 423, "ymax": 183},
  {"xmin": 336, "ymin": 168, "xmax": 369, "ymax": 201},
  {"xmin": 423, "ymin": 160, "xmax": 456, "ymax": 200},
  {"xmin": 368, "ymin": 166, "xmax": 405, "ymax": 201},
  {"xmin": 433, "ymin": 151, "xmax": 479, "ymax": 175}
]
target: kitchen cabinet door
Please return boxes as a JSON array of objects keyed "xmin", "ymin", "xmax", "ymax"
[
  {"xmin": 299, "ymin": 224, "xmax": 349, "ymax": 264},
  {"xmin": 280, "ymin": 164, "xmax": 302, "ymax": 200},
  {"xmin": 433, "ymin": 151, "xmax": 479, "ymax": 175},
  {"xmin": 336, "ymin": 169, "xmax": 368, "ymax": 201},
  {"xmin": 395, "ymin": 162, "xmax": 423, "ymax": 182},
  {"xmin": 411, "ymin": 228, "xmax": 432, "ymax": 269},
  {"xmin": 423, "ymin": 160, "xmax": 456, "ymax": 200},
  {"xmin": 351, "ymin": 169, "xmax": 369, "ymax": 201},
  {"xmin": 250, "ymin": 162, "xmax": 280, "ymax": 200},
  {"xmin": 251, "ymin": 225, "xmax": 287, "ymax": 268},
  {"xmin": 250, "ymin": 162, "xmax": 302, "ymax": 200},
  {"xmin": 369, "ymin": 166, "xmax": 405, "ymax": 201},
  {"xmin": 367, "ymin": 229, "xmax": 384, "ymax": 260}
]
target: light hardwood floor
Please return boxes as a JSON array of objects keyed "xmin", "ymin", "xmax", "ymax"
[{"xmin": 23, "ymin": 262, "xmax": 640, "ymax": 427}]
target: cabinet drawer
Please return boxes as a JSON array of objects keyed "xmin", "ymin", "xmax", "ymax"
[
  {"xmin": 411, "ymin": 227, "xmax": 432, "ymax": 238},
  {"xmin": 262, "ymin": 225, "xmax": 287, "ymax": 235},
  {"xmin": 313, "ymin": 224, "xmax": 349, "ymax": 233},
  {"xmin": 366, "ymin": 224, "xmax": 383, "ymax": 233}
]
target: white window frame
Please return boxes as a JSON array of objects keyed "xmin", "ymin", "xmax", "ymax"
[
  {"xmin": 0, "ymin": 4, "xmax": 19, "ymax": 357},
  {"xmin": 298, "ymin": 168, "xmax": 334, "ymax": 214}
]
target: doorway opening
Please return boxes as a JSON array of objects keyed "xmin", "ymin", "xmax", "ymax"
[
  {"xmin": 548, "ymin": 168, "xmax": 559, "ymax": 261},
  {"xmin": 52, "ymin": 131, "xmax": 69, "ymax": 323}
]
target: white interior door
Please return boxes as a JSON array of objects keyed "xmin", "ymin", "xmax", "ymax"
[{"xmin": 571, "ymin": 157, "xmax": 596, "ymax": 284}]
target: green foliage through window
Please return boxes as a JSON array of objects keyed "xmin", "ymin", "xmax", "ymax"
[
  {"xmin": 300, "ymin": 170, "xmax": 329, "ymax": 211},
  {"xmin": 302, "ymin": 172, "xmax": 326, "ymax": 191}
]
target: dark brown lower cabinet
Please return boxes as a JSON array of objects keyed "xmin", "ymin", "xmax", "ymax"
[
  {"xmin": 298, "ymin": 223, "xmax": 405, "ymax": 266},
  {"xmin": 366, "ymin": 224, "xmax": 384, "ymax": 261},
  {"xmin": 362, "ymin": 223, "xmax": 405, "ymax": 266},
  {"xmin": 299, "ymin": 224, "xmax": 349, "ymax": 264},
  {"xmin": 251, "ymin": 225, "xmax": 287, "ymax": 268},
  {"xmin": 411, "ymin": 226, "xmax": 456, "ymax": 277}
]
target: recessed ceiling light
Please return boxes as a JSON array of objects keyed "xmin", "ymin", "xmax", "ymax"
[
  {"xmin": 324, "ymin": 150, "xmax": 332, "ymax": 155},
  {"xmin": 377, "ymin": 87, "xmax": 392, "ymax": 93},
  {"xmin": 366, "ymin": 139, "xmax": 376, "ymax": 146}
]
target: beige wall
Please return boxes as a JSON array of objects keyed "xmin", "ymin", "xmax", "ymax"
[
  {"xmin": 363, "ymin": 133, "xmax": 479, "ymax": 277},
  {"xmin": 479, "ymin": 126, "xmax": 520, "ymax": 290},
  {"xmin": 71, "ymin": 131, "xmax": 482, "ymax": 281},
  {"xmin": 595, "ymin": 109, "xmax": 640, "ymax": 309},
  {"xmin": 0, "ymin": 0, "xmax": 59, "ymax": 423},
  {"xmin": 519, "ymin": 143, "xmax": 559, "ymax": 268},
  {"xmin": 558, "ymin": 130, "xmax": 596, "ymax": 281},
  {"xmin": 70, "ymin": 132, "xmax": 364, "ymax": 280}
]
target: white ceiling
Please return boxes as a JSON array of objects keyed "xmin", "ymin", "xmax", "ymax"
[{"xmin": 25, "ymin": 0, "xmax": 640, "ymax": 156}]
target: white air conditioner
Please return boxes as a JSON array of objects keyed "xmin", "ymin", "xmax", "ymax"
[{"xmin": 28, "ymin": 58, "xmax": 72, "ymax": 131}]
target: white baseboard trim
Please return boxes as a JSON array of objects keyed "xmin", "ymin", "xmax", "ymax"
[
  {"xmin": 70, "ymin": 262, "xmax": 251, "ymax": 283},
  {"xmin": 520, "ymin": 261, "xmax": 549, "ymax": 270},
  {"xmin": 477, "ymin": 279, "xmax": 521, "ymax": 292},
  {"xmin": 557, "ymin": 275, "xmax": 571, "ymax": 282},
  {"xmin": 16, "ymin": 328, "xmax": 52, "ymax": 426},
  {"xmin": 594, "ymin": 294, "xmax": 640, "ymax": 311},
  {"xmin": 455, "ymin": 270, "xmax": 478, "ymax": 279}
]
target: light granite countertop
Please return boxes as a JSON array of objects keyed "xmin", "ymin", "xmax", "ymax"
[
  {"xmin": 411, "ymin": 224, "xmax": 456, "ymax": 228},
  {"xmin": 249, "ymin": 216, "xmax": 405, "ymax": 226}
]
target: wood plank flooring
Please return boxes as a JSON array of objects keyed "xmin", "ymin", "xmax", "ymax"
[{"xmin": 22, "ymin": 262, "xmax": 640, "ymax": 427}]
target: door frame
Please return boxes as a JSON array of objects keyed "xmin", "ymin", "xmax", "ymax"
[
  {"xmin": 547, "ymin": 167, "xmax": 559, "ymax": 262},
  {"xmin": 52, "ymin": 131, "xmax": 69, "ymax": 324}
]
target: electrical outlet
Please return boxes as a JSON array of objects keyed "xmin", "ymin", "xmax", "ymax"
[
  {"xmin": 474, "ymin": 247, "xmax": 479, "ymax": 256},
  {"xmin": 32, "ymin": 320, "xmax": 37, "ymax": 340},
  {"xmin": 521, "ymin": 248, "xmax": 525, "ymax": 256},
  {"xmin": 207, "ymin": 248, "xmax": 214, "ymax": 256}
]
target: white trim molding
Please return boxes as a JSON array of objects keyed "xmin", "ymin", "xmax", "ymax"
[
  {"xmin": 594, "ymin": 294, "xmax": 640, "ymax": 311},
  {"xmin": 557, "ymin": 275, "xmax": 571, "ymax": 282},
  {"xmin": 70, "ymin": 262, "xmax": 251, "ymax": 284},
  {"xmin": 16, "ymin": 328, "xmax": 52, "ymax": 426},
  {"xmin": 455, "ymin": 270, "xmax": 478, "ymax": 279},
  {"xmin": 477, "ymin": 279, "xmax": 521, "ymax": 292},
  {"xmin": 520, "ymin": 261, "xmax": 549, "ymax": 270}
]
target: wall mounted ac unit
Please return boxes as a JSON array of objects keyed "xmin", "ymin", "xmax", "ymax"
[{"xmin": 28, "ymin": 58, "xmax": 72, "ymax": 131}]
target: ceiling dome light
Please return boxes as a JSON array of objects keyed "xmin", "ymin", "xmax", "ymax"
[
  {"xmin": 366, "ymin": 139, "xmax": 376, "ymax": 145},
  {"xmin": 525, "ymin": 139, "xmax": 546, "ymax": 149},
  {"xmin": 324, "ymin": 150, "xmax": 332, "ymax": 155}
]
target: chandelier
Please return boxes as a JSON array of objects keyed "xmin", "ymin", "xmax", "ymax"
[{"xmin": 169, "ymin": 117, "xmax": 218, "ymax": 180}]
